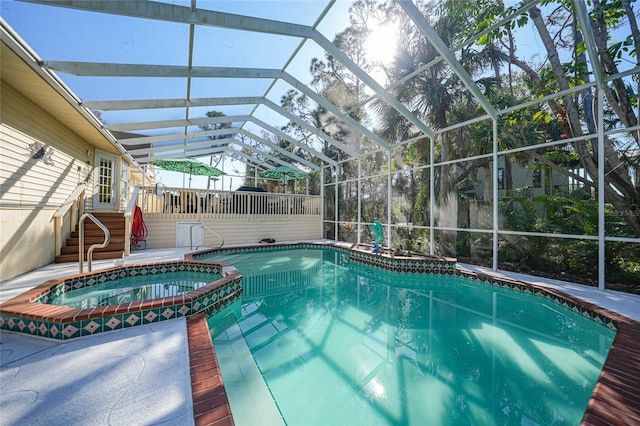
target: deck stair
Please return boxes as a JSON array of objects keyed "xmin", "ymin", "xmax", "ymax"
[{"xmin": 54, "ymin": 212, "xmax": 126, "ymax": 263}]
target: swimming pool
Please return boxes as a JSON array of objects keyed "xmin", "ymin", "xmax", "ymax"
[{"xmin": 201, "ymin": 246, "xmax": 616, "ymax": 426}]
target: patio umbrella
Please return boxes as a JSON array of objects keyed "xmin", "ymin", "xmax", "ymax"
[
  {"xmin": 153, "ymin": 158, "xmax": 224, "ymax": 188},
  {"xmin": 259, "ymin": 165, "xmax": 308, "ymax": 180},
  {"xmin": 259, "ymin": 165, "xmax": 308, "ymax": 193}
]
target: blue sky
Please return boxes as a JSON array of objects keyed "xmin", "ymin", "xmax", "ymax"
[
  {"xmin": 2, "ymin": 1, "xmax": 635, "ymax": 188},
  {"xmin": 1, "ymin": 0, "xmax": 354, "ymax": 189}
]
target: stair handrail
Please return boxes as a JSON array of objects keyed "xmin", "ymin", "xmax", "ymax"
[
  {"xmin": 53, "ymin": 184, "xmax": 86, "ymax": 257},
  {"xmin": 190, "ymin": 222, "xmax": 224, "ymax": 250},
  {"xmin": 53, "ymin": 184, "xmax": 86, "ymax": 219},
  {"xmin": 79, "ymin": 212, "xmax": 110, "ymax": 273}
]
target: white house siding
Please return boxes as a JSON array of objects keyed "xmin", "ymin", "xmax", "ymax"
[
  {"xmin": 471, "ymin": 159, "xmax": 570, "ymax": 200},
  {"xmin": 142, "ymin": 215, "xmax": 321, "ymax": 249},
  {"xmin": 0, "ymin": 82, "xmax": 95, "ymax": 280}
]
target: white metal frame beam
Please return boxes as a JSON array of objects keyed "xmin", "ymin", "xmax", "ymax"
[
  {"xmin": 29, "ymin": 0, "xmax": 436, "ymax": 142},
  {"xmin": 133, "ymin": 144, "xmax": 229, "ymax": 164},
  {"xmin": 51, "ymin": 60, "xmax": 388, "ymax": 150},
  {"xmin": 224, "ymin": 146, "xmax": 273, "ymax": 170},
  {"xmin": 397, "ymin": 0, "xmax": 498, "ymax": 120},
  {"xmin": 128, "ymin": 139, "xmax": 230, "ymax": 158},
  {"xmin": 231, "ymin": 136, "xmax": 312, "ymax": 170},
  {"xmin": 99, "ymin": 97, "xmax": 358, "ymax": 157},
  {"xmin": 115, "ymin": 127, "xmax": 237, "ymax": 146},
  {"xmin": 110, "ymin": 112, "xmax": 336, "ymax": 166},
  {"xmin": 236, "ymin": 129, "xmax": 322, "ymax": 171}
]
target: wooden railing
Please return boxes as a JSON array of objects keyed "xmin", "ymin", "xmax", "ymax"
[
  {"xmin": 53, "ymin": 184, "xmax": 85, "ymax": 256},
  {"xmin": 123, "ymin": 186, "xmax": 140, "ymax": 256},
  {"xmin": 136, "ymin": 186, "xmax": 322, "ymax": 218}
]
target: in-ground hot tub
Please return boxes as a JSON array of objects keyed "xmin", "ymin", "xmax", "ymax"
[{"xmin": 0, "ymin": 261, "xmax": 242, "ymax": 340}]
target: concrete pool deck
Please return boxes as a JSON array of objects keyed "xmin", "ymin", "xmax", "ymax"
[{"xmin": 1, "ymin": 246, "xmax": 639, "ymax": 425}]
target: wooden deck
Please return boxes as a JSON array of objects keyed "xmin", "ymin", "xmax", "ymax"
[
  {"xmin": 187, "ymin": 313, "xmax": 234, "ymax": 426},
  {"xmin": 582, "ymin": 321, "xmax": 640, "ymax": 425}
]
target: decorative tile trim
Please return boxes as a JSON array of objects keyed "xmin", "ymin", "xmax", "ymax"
[
  {"xmin": 453, "ymin": 270, "xmax": 627, "ymax": 331},
  {"xmin": 189, "ymin": 242, "xmax": 631, "ymax": 331},
  {"xmin": 188, "ymin": 241, "xmax": 457, "ymax": 273},
  {"xmin": 34, "ymin": 262, "xmax": 223, "ymax": 304},
  {"xmin": 0, "ymin": 261, "xmax": 241, "ymax": 340}
]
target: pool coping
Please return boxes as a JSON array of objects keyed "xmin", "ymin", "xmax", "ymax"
[
  {"xmin": 187, "ymin": 313, "xmax": 234, "ymax": 426},
  {"xmin": 187, "ymin": 242, "xmax": 640, "ymax": 426}
]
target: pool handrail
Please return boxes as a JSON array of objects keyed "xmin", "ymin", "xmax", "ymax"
[
  {"xmin": 190, "ymin": 222, "xmax": 224, "ymax": 250},
  {"xmin": 79, "ymin": 212, "xmax": 111, "ymax": 273},
  {"xmin": 189, "ymin": 222, "xmax": 224, "ymax": 250}
]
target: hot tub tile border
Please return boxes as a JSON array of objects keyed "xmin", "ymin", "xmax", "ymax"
[
  {"xmin": 32, "ymin": 261, "xmax": 225, "ymax": 304},
  {"xmin": 0, "ymin": 261, "xmax": 242, "ymax": 340}
]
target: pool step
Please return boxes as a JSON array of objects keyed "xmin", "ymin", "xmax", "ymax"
[{"xmin": 55, "ymin": 212, "xmax": 126, "ymax": 263}]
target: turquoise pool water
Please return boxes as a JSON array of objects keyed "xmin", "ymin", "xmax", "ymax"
[
  {"xmin": 47, "ymin": 271, "xmax": 219, "ymax": 309},
  {"xmin": 205, "ymin": 248, "xmax": 615, "ymax": 426}
]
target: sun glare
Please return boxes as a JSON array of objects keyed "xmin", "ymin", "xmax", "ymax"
[{"xmin": 365, "ymin": 21, "xmax": 399, "ymax": 65}]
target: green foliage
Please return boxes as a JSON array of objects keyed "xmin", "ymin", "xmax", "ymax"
[
  {"xmin": 498, "ymin": 192, "xmax": 639, "ymax": 286},
  {"xmin": 543, "ymin": 150, "xmax": 580, "ymax": 166}
]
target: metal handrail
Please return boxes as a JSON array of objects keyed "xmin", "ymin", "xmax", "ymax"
[
  {"xmin": 190, "ymin": 222, "xmax": 224, "ymax": 250},
  {"xmin": 79, "ymin": 213, "xmax": 110, "ymax": 273}
]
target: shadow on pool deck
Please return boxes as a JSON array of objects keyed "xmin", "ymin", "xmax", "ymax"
[{"xmin": 1, "ymin": 247, "xmax": 639, "ymax": 425}]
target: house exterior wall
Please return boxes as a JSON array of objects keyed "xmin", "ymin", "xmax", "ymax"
[
  {"xmin": 472, "ymin": 158, "xmax": 571, "ymax": 200},
  {"xmin": 142, "ymin": 216, "xmax": 321, "ymax": 249},
  {"xmin": 0, "ymin": 81, "xmax": 97, "ymax": 280}
]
